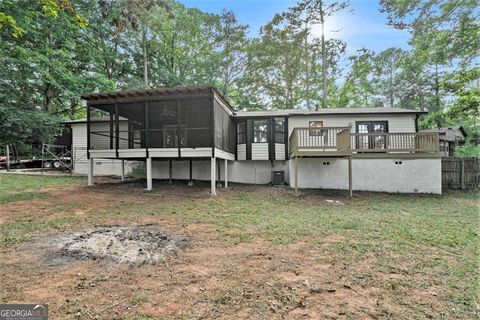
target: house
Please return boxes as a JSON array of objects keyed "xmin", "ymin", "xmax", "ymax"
[
  {"xmin": 80, "ymin": 85, "xmax": 441, "ymax": 194},
  {"xmin": 420, "ymin": 126, "xmax": 467, "ymax": 157}
]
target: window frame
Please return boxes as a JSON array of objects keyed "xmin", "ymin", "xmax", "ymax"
[
  {"xmin": 274, "ymin": 118, "xmax": 286, "ymax": 144},
  {"xmin": 253, "ymin": 119, "xmax": 269, "ymax": 143},
  {"xmin": 309, "ymin": 121, "xmax": 325, "ymax": 137},
  {"xmin": 237, "ymin": 121, "xmax": 246, "ymax": 144},
  {"xmin": 355, "ymin": 121, "xmax": 389, "ymax": 151}
]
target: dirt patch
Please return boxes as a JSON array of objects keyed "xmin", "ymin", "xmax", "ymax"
[{"xmin": 41, "ymin": 225, "xmax": 189, "ymax": 265}]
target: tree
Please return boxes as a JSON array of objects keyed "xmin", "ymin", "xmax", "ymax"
[
  {"xmin": 373, "ymin": 48, "xmax": 408, "ymax": 108},
  {"xmin": 380, "ymin": 0, "xmax": 480, "ymax": 124},
  {"xmin": 217, "ymin": 9, "xmax": 249, "ymax": 100},
  {"xmin": 288, "ymin": 0, "xmax": 349, "ymax": 109},
  {"xmin": 339, "ymin": 48, "xmax": 380, "ymax": 107},
  {"xmin": 241, "ymin": 19, "xmax": 307, "ymax": 110},
  {"xmin": 0, "ymin": 0, "xmax": 113, "ymax": 150}
]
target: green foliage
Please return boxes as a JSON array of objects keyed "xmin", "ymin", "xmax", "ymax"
[
  {"xmin": 455, "ymin": 143, "xmax": 480, "ymax": 158},
  {"xmin": 0, "ymin": 11, "xmax": 25, "ymax": 37},
  {"xmin": 0, "ymin": 105, "xmax": 61, "ymax": 147}
]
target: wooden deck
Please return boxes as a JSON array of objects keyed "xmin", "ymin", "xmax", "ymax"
[{"xmin": 289, "ymin": 127, "xmax": 439, "ymax": 158}]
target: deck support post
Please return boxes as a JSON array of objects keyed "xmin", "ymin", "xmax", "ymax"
[
  {"xmin": 188, "ymin": 159, "xmax": 194, "ymax": 186},
  {"xmin": 146, "ymin": 157, "xmax": 152, "ymax": 191},
  {"xmin": 348, "ymin": 156, "xmax": 353, "ymax": 198},
  {"xmin": 294, "ymin": 155, "xmax": 298, "ymax": 196},
  {"xmin": 121, "ymin": 160, "xmax": 125, "ymax": 181},
  {"xmin": 169, "ymin": 160, "xmax": 173, "ymax": 184},
  {"xmin": 210, "ymin": 156, "xmax": 216, "ymax": 195},
  {"xmin": 217, "ymin": 160, "xmax": 222, "ymax": 188},
  {"xmin": 88, "ymin": 158, "xmax": 94, "ymax": 186},
  {"xmin": 224, "ymin": 159, "xmax": 228, "ymax": 188}
]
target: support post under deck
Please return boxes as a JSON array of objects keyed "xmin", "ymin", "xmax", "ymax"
[
  {"xmin": 88, "ymin": 158, "xmax": 94, "ymax": 186},
  {"xmin": 146, "ymin": 157, "xmax": 152, "ymax": 191},
  {"xmin": 121, "ymin": 160, "xmax": 125, "ymax": 181},
  {"xmin": 188, "ymin": 159, "xmax": 194, "ymax": 186},
  {"xmin": 294, "ymin": 155, "xmax": 298, "ymax": 196},
  {"xmin": 224, "ymin": 159, "xmax": 228, "ymax": 188},
  {"xmin": 210, "ymin": 157, "xmax": 216, "ymax": 195},
  {"xmin": 348, "ymin": 155, "xmax": 353, "ymax": 198}
]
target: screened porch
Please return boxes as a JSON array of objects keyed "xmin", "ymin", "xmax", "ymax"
[{"xmin": 83, "ymin": 86, "xmax": 235, "ymax": 160}]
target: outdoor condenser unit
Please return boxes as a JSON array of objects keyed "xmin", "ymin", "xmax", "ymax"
[{"xmin": 271, "ymin": 170, "xmax": 285, "ymax": 185}]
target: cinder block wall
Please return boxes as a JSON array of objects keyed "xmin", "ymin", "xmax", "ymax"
[{"xmin": 288, "ymin": 158, "xmax": 442, "ymax": 194}]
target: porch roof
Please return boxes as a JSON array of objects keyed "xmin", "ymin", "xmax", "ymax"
[{"xmin": 82, "ymin": 85, "xmax": 235, "ymax": 113}]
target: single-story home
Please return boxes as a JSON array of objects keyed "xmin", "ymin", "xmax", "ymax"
[
  {"xmin": 74, "ymin": 85, "xmax": 441, "ymax": 194},
  {"xmin": 420, "ymin": 126, "xmax": 467, "ymax": 157}
]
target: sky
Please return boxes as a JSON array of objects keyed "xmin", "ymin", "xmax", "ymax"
[{"xmin": 180, "ymin": 0, "xmax": 411, "ymax": 55}]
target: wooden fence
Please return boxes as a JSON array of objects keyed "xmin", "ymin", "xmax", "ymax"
[{"xmin": 442, "ymin": 157, "xmax": 479, "ymax": 190}]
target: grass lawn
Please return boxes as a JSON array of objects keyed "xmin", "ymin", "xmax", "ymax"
[
  {"xmin": 0, "ymin": 173, "xmax": 82, "ymax": 204},
  {"xmin": 0, "ymin": 174, "xmax": 478, "ymax": 319}
]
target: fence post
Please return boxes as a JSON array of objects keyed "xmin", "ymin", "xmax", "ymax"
[{"xmin": 461, "ymin": 158, "xmax": 465, "ymax": 190}]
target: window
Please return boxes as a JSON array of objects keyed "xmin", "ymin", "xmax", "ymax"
[
  {"xmin": 253, "ymin": 120, "xmax": 268, "ymax": 143},
  {"xmin": 275, "ymin": 118, "xmax": 285, "ymax": 143},
  {"xmin": 309, "ymin": 121, "xmax": 324, "ymax": 136},
  {"xmin": 237, "ymin": 121, "xmax": 246, "ymax": 144}
]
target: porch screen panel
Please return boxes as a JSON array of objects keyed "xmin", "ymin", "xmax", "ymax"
[
  {"xmin": 117, "ymin": 102, "xmax": 145, "ymax": 149},
  {"xmin": 179, "ymin": 98, "xmax": 212, "ymax": 148},
  {"xmin": 214, "ymin": 100, "xmax": 234, "ymax": 154},
  {"xmin": 89, "ymin": 104, "xmax": 115, "ymax": 150},
  {"xmin": 148, "ymin": 100, "xmax": 177, "ymax": 148}
]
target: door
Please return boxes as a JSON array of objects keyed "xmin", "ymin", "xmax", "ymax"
[
  {"xmin": 163, "ymin": 125, "xmax": 186, "ymax": 148},
  {"xmin": 356, "ymin": 121, "xmax": 388, "ymax": 151}
]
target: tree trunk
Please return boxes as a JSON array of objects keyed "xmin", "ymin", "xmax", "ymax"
[
  {"xmin": 321, "ymin": 13, "xmax": 327, "ymax": 109},
  {"xmin": 142, "ymin": 28, "xmax": 148, "ymax": 88},
  {"xmin": 389, "ymin": 69, "xmax": 394, "ymax": 108},
  {"xmin": 434, "ymin": 63, "xmax": 441, "ymax": 115},
  {"xmin": 305, "ymin": 26, "xmax": 310, "ymax": 110}
]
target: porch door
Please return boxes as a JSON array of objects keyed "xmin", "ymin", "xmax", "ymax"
[
  {"xmin": 163, "ymin": 125, "xmax": 187, "ymax": 148},
  {"xmin": 356, "ymin": 121, "xmax": 388, "ymax": 151}
]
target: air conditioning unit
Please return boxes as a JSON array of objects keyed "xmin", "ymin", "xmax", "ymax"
[{"xmin": 271, "ymin": 170, "xmax": 285, "ymax": 185}]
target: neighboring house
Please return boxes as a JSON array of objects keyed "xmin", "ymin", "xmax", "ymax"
[
  {"xmin": 420, "ymin": 126, "xmax": 467, "ymax": 157},
  {"xmin": 80, "ymin": 86, "xmax": 441, "ymax": 194}
]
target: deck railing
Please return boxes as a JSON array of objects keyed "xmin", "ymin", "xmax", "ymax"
[
  {"xmin": 351, "ymin": 132, "xmax": 439, "ymax": 153},
  {"xmin": 290, "ymin": 127, "xmax": 352, "ymax": 156},
  {"xmin": 290, "ymin": 127, "xmax": 439, "ymax": 156}
]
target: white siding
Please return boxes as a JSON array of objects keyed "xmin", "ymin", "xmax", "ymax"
[
  {"xmin": 237, "ymin": 144, "xmax": 246, "ymax": 160},
  {"xmin": 251, "ymin": 143, "xmax": 269, "ymax": 160},
  {"xmin": 288, "ymin": 113, "xmax": 416, "ymax": 137},
  {"xmin": 89, "ymin": 122, "xmax": 129, "ymax": 150},
  {"xmin": 70, "ymin": 122, "xmax": 134, "ymax": 176},
  {"xmin": 275, "ymin": 143, "xmax": 286, "ymax": 160}
]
